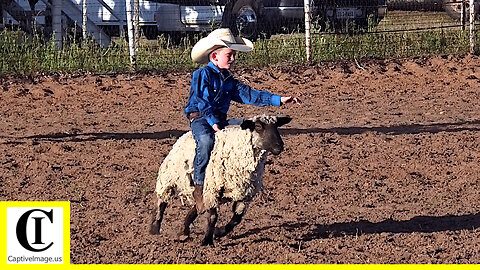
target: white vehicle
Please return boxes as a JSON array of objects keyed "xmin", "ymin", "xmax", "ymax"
[{"xmin": 1, "ymin": 0, "xmax": 166, "ymax": 44}]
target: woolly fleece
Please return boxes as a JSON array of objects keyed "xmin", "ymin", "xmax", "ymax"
[{"xmin": 154, "ymin": 125, "xmax": 268, "ymax": 209}]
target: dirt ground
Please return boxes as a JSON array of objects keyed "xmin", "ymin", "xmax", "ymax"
[{"xmin": 1, "ymin": 54, "xmax": 480, "ymax": 264}]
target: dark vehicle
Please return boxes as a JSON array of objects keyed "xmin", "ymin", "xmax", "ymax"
[
  {"xmin": 316, "ymin": 0, "xmax": 388, "ymax": 31},
  {"xmin": 261, "ymin": 0, "xmax": 387, "ymax": 34},
  {"xmin": 443, "ymin": 0, "xmax": 479, "ymax": 20},
  {"xmin": 154, "ymin": 0, "xmax": 387, "ymax": 40}
]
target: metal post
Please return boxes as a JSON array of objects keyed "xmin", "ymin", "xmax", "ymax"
[
  {"xmin": 126, "ymin": 0, "xmax": 136, "ymax": 71},
  {"xmin": 304, "ymin": 0, "xmax": 312, "ymax": 62},
  {"xmin": 470, "ymin": 0, "xmax": 476, "ymax": 54},
  {"xmin": 82, "ymin": 0, "xmax": 87, "ymax": 40},
  {"xmin": 52, "ymin": 0, "xmax": 62, "ymax": 49},
  {"xmin": 134, "ymin": 0, "xmax": 140, "ymax": 48},
  {"xmin": 461, "ymin": 1, "xmax": 466, "ymax": 31}
]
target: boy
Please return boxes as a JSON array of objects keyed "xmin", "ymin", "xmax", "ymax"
[{"xmin": 185, "ymin": 28, "xmax": 301, "ymax": 212}]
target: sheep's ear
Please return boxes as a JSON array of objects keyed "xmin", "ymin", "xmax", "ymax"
[
  {"xmin": 240, "ymin": 119, "xmax": 255, "ymax": 131},
  {"xmin": 276, "ymin": 116, "xmax": 292, "ymax": 127}
]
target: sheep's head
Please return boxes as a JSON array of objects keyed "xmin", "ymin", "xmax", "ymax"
[{"xmin": 240, "ymin": 115, "xmax": 292, "ymax": 155}]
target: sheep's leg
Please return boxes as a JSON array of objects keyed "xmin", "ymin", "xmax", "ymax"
[
  {"xmin": 177, "ymin": 206, "xmax": 198, "ymax": 242},
  {"xmin": 214, "ymin": 201, "xmax": 246, "ymax": 239},
  {"xmin": 201, "ymin": 208, "xmax": 218, "ymax": 246},
  {"xmin": 150, "ymin": 201, "xmax": 167, "ymax": 235}
]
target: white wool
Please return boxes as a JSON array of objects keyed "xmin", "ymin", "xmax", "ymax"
[
  {"xmin": 154, "ymin": 125, "xmax": 268, "ymax": 209},
  {"xmin": 203, "ymin": 127, "xmax": 267, "ymax": 209},
  {"xmin": 250, "ymin": 114, "xmax": 279, "ymax": 124},
  {"xmin": 154, "ymin": 132, "xmax": 196, "ymax": 205}
]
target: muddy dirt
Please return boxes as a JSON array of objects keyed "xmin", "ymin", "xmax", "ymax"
[{"xmin": 1, "ymin": 54, "xmax": 480, "ymax": 264}]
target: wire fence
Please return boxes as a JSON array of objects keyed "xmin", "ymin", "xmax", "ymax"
[{"xmin": 0, "ymin": 0, "xmax": 479, "ymax": 74}]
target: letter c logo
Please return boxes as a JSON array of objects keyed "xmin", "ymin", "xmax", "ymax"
[{"xmin": 16, "ymin": 209, "xmax": 54, "ymax": 252}]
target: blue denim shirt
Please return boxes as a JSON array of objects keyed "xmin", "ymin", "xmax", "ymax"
[{"xmin": 184, "ymin": 62, "xmax": 282, "ymax": 127}]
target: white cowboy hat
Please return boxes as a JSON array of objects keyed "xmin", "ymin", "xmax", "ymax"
[{"xmin": 191, "ymin": 28, "xmax": 254, "ymax": 64}]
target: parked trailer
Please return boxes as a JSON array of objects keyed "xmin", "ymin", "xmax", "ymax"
[{"xmin": 1, "ymin": 0, "xmax": 164, "ymax": 46}]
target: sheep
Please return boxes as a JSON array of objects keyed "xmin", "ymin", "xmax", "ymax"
[{"xmin": 150, "ymin": 115, "xmax": 292, "ymax": 246}]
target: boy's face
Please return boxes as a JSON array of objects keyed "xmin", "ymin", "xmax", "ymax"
[{"xmin": 211, "ymin": 48, "xmax": 236, "ymax": 70}]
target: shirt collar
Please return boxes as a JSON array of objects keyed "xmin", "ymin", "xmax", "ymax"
[
  {"xmin": 207, "ymin": 62, "xmax": 221, "ymax": 73},
  {"xmin": 207, "ymin": 62, "xmax": 232, "ymax": 79}
]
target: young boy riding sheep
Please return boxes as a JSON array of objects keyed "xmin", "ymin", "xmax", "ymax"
[
  {"xmin": 151, "ymin": 28, "xmax": 301, "ymax": 246},
  {"xmin": 184, "ymin": 28, "xmax": 301, "ymax": 213}
]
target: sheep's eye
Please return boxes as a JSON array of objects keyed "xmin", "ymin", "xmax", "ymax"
[{"xmin": 254, "ymin": 122, "xmax": 264, "ymax": 132}]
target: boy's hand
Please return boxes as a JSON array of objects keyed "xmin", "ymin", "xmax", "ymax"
[
  {"xmin": 281, "ymin": 96, "xmax": 302, "ymax": 104},
  {"xmin": 212, "ymin": 124, "xmax": 222, "ymax": 132}
]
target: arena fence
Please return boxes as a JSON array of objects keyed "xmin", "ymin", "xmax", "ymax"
[{"xmin": 0, "ymin": 0, "xmax": 478, "ymax": 74}]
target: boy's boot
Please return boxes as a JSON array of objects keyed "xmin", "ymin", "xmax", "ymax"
[{"xmin": 193, "ymin": 184, "xmax": 205, "ymax": 213}]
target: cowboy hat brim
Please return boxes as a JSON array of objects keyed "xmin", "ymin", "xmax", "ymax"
[{"xmin": 191, "ymin": 35, "xmax": 253, "ymax": 64}]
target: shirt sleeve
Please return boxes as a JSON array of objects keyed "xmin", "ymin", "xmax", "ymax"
[
  {"xmin": 231, "ymin": 79, "xmax": 282, "ymax": 106},
  {"xmin": 191, "ymin": 69, "xmax": 220, "ymax": 126}
]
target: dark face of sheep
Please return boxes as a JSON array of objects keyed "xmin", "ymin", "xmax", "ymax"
[{"xmin": 240, "ymin": 116, "xmax": 292, "ymax": 155}]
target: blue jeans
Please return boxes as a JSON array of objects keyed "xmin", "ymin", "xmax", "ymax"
[{"xmin": 190, "ymin": 116, "xmax": 241, "ymax": 185}]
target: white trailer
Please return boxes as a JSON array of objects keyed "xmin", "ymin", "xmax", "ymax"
[{"xmin": 1, "ymin": 0, "xmax": 165, "ymax": 46}]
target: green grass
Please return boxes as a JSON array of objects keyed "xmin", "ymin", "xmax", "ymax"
[
  {"xmin": 0, "ymin": 11, "xmax": 478, "ymax": 75},
  {"xmin": 0, "ymin": 31, "xmax": 132, "ymax": 74}
]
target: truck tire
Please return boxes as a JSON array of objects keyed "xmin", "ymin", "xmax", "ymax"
[
  {"xmin": 235, "ymin": 5, "xmax": 258, "ymax": 40},
  {"xmin": 223, "ymin": 0, "xmax": 262, "ymax": 41}
]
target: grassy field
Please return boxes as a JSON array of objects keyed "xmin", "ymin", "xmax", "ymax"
[
  {"xmin": 377, "ymin": 11, "xmax": 459, "ymax": 31},
  {"xmin": 0, "ymin": 11, "xmax": 477, "ymax": 75}
]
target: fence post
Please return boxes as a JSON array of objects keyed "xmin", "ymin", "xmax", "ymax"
[
  {"xmin": 126, "ymin": 0, "xmax": 136, "ymax": 71},
  {"xmin": 134, "ymin": 0, "xmax": 140, "ymax": 48},
  {"xmin": 82, "ymin": 0, "xmax": 87, "ymax": 40},
  {"xmin": 304, "ymin": 0, "xmax": 312, "ymax": 62},
  {"xmin": 470, "ymin": 0, "xmax": 476, "ymax": 54},
  {"xmin": 52, "ymin": 0, "xmax": 62, "ymax": 49}
]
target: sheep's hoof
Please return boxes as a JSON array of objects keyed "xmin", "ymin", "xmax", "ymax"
[
  {"xmin": 201, "ymin": 238, "xmax": 215, "ymax": 247},
  {"xmin": 214, "ymin": 227, "xmax": 227, "ymax": 239},
  {"xmin": 149, "ymin": 222, "xmax": 161, "ymax": 235}
]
